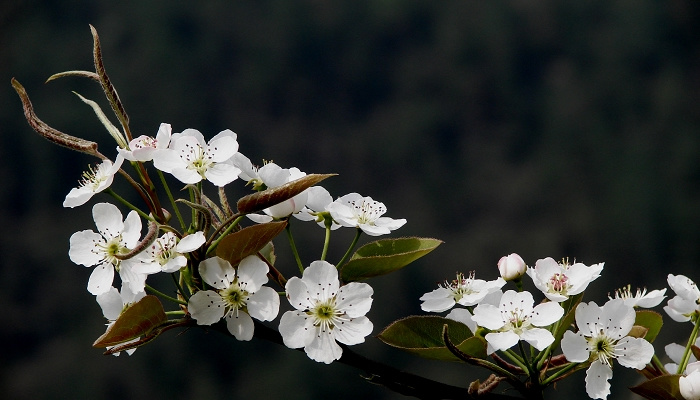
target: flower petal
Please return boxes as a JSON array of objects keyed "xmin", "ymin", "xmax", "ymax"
[
  {"xmin": 615, "ymin": 336, "xmax": 654, "ymax": 369},
  {"xmin": 176, "ymin": 231, "xmax": 206, "ymax": 253},
  {"xmin": 484, "ymin": 331, "xmax": 520, "ymax": 353},
  {"xmin": 561, "ymin": 331, "xmax": 590, "ymax": 363},
  {"xmin": 334, "ymin": 316, "xmax": 373, "ymax": 346},
  {"xmin": 520, "ymin": 327, "xmax": 554, "ymax": 351},
  {"xmin": 585, "ymin": 360, "xmax": 612, "ymax": 400},
  {"xmin": 69, "ymin": 230, "xmax": 104, "ymax": 266},
  {"xmin": 336, "ymin": 282, "xmax": 373, "ymax": 318},
  {"xmin": 301, "ymin": 260, "xmax": 339, "ymax": 302},
  {"xmin": 247, "ymin": 287, "xmax": 280, "ymax": 322},
  {"xmin": 305, "ymin": 328, "xmax": 343, "ymax": 364},
  {"xmin": 188, "ymin": 290, "xmax": 226, "ymax": 325},
  {"xmin": 279, "ymin": 310, "xmax": 315, "ymax": 348},
  {"xmin": 225, "ymin": 310, "xmax": 255, "ymax": 341},
  {"xmin": 87, "ymin": 263, "xmax": 114, "ymax": 295},
  {"xmin": 236, "ymin": 255, "xmax": 269, "ymax": 293},
  {"xmin": 198, "ymin": 257, "xmax": 235, "ymax": 289}
]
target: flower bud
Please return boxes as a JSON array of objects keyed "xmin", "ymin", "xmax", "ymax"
[{"xmin": 498, "ymin": 253, "xmax": 526, "ymax": 281}]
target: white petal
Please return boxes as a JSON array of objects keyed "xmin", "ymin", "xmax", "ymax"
[
  {"xmin": 666, "ymin": 343, "xmax": 691, "ymax": 365},
  {"xmin": 302, "ymin": 261, "xmax": 339, "ymax": 301},
  {"xmin": 279, "ymin": 310, "xmax": 315, "ymax": 348},
  {"xmin": 358, "ymin": 223, "xmax": 391, "ymax": 236},
  {"xmin": 575, "ymin": 301, "xmax": 604, "ymax": 337},
  {"xmin": 226, "ymin": 311, "xmax": 255, "ymax": 341},
  {"xmin": 63, "ymin": 186, "xmax": 97, "ymax": 208},
  {"xmin": 176, "ymin": 231, "xmax": 206, "ymax": 252},
  {"xmin": 236, "ymin": 255, "xmax": 269, "ymax": 293},
  {"xmin": 152, "ymin": 148, "xmax": 184, "ymax": 173},
  {"xmin": 500, "ymin": 290, "xmax": 535, "ymax": 316},
  {"xmin": 69, "ymin": 230, "xmax": 104, "ymax": 266},
  {"xmin": 680, "ymin": 370, "xmax": 700, "ymax": 400},
  {"xmin": 161, "ymin": 256, "xmax": 187, "ymax": 273},
  {"xmin": 96, "ymin": 287, "xmax": 123, "ymax": 320},
  {"xmin": 87, "ymin": 263, "xmax": 114, "ymax": 295},
  {"xmin": 530, "ymin": 301, "xmax": 565, "ymax": 327},
  {"xmin": 304, "ymin": 186, "xmax": 332, "ymax": 211},
  {"xmin": 520, "ymin": 328, "xmax": 555, "ymax": 351},
  {"xmin": 375, "ymin": 216, "xmax": 406, "ymax": 231},
  {"xmin": 585, "ymin": 360, "xmax": 612, "ymax": 400},
  {"xmin": 188, "ymin": 290, "xmax": 226, "ymax": 325},
  {"xmin": 615, "ymin": 336, "xmax": 654, "ymax": 369},
  {"xmin": 198, "ymin": 257, "xmax": 235, "ymax": 289},
  {"xmin": 446, "ymin": 308, "xmax": 477, "ymax": 333},
  {"xmin": 561, "ymin": 331, "xmax": 590, "ymax": 363},
  {"xmin": 484, "ymin": 331, "xmax": 520, "ymax": 353},
  {"xmin": 472, "ymin": 304, "xmax": 504, "ymax": 330},
  {"xmin": 121, "ymin": 210, "xmax": 143, "ymax": 248},
  {"xmin": 207, "ymin": 131, "xmax": 238, "ymax": 162},
  {"xmin": 336, "ymin": 282, "xmax": 373, "ymax": 318},
  {"xmin": 600, "ymin": 299, "xmax": 636, "ymax": 339},
  {"xmin": 334, "ymin": 316, "xmax": 373, "ymax": 346},
  {"xmin": 305, "ymin": 328, "xmax": 343, "ymax": 364},
  {"xmin": 204, "ymin": 163, "xmax": 241, "ymax": 187},
  {"xmin": 170, "ymin": 167, "xmax": 203, "ymax": 184},
  {"xmin": 155, "ymin": 123, "xmax": 172, "ymax": 148},
  {"xmin": 247, "ymin": 287, "xmax": 280, "ymax": 322},
  {"xmin": 247, "ymin": 213, "xmax": 274, "ymax": 224},
  {"xmin": 93, "ymin": 203, "xmax": 124, "ymax": 238},
  {"xmin": 420, "ymin": 288, "xmax": 456, "ymax": 312},
  {"xmin": 285, "ymin": 277, "xmax": 314, "ymax": 310}
]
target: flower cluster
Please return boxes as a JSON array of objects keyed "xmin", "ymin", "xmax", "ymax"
[{"xmin": 62, "ymin": 121, "xmax": 404, "ymax": 363}]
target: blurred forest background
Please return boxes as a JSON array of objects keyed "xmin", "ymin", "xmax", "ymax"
[{"xmin": 2, "ymin": 1, "xmax": 699, "ymax": 399}]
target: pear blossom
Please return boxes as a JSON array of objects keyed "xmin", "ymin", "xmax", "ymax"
[
  {"xmin": 234, "ymin": 154, "xmax": 310, "ymax": 222},
  {"xmin": 665, "ymin": 339, "xmax": 700, "ymax": 374},
  {"xmin": 471, "ymin": 290, "xmax": 564, "ymax": 354},
  {"xmin": 153, "ymin": 128, "xmax": 240, "ymax": 186},
  {"xmin": 117, "ymin": 122, "xmax": 172, "ymax": 162},
  {"xmin": 69, "ymin": 202, "xmax": 159, "ymax": 295},
  {"xmin": 527, "ymin": 257, "xmax": 603, "ymax": 302},
  {"xmin": 294, "ymin": 186, "xmax": 340, "ymax": 229},
  {"xmin": 134, "ymin": 231, "xmax": 206, "ymax": 273},
  {"xmin": 498, "ymin": 253, "xmax": 526, "ymax": 281},
  {"xmin": 279, "ymin": 260, "xmax": 373, "ymax": 364},
  {"xmin": 188, "ymin": 256, "xmax": 279, "ymax": 341},
  {"xmin": 326, "ymin": 193, "xmax": 406, "ymax": 236},
  {"xmin": 561, "ymin": 299, "xmax": 654, "ymax": 399},
  {"xmin": 420, "ymin": 272, "xmax": 505, "ymax": 313},
  {"xmin": 445, "ymin": 290, "xmax": 503, "ymax": 333},
  {"xmin": 96, "ymin": 284, "xmax": 146, "ymax": 356},
  {"xmin": 63, "ymin": 154, "xmax": 124, "ymax": 208},
  {"xmin": 681, "ymin": 367, "xmax": 700, "ymax": 400},
  {"xmin": 664, "ymin": 274, "xmax": 700, "ymax": 322},
  {"xmin": 608, "ymin": 284, "xmax": 666, "ymax": 308}
]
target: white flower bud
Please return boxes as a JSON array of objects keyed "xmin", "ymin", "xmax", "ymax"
[{"xmin": 498, "ymin": 253, "xmax": 526, "ymax": 281}]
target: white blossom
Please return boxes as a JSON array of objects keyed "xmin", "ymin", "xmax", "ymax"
[
  {"xmin": 188, "ymin": 256, "xmax": 279, "ymax": 341},
  {"xmin": 96, "ymin": 284, "xmax": 146, "ymax": 356},
  {"xmin": 472, "ymin": 290, "xmax": 563, "ymax": 354},
  {"xmin": 561, "ymin": 299, "xmax": 654, "ymax": 399},
  {"xmin": 279, "ymin": 260, "xmax": 373, "ymax": 364},
  {"xmin": 681, "ymin": 367, "xmax": 700, "ymax": 400},
  {"xmin": 135, "ymin": 231, "xmax": 205, "ymax": 273},
  {"xmin": 497, "ymin": 253, "xmax": 527, "ymax": 281},
  {"xmin": 608, "ymin": 284, "xmax": 666, "ymax": 308},
  {"xmin": 63, "ymin": 155, "xmax": 124, "ymax": 208},
  {"xmin": 527, "ymin": 257, "xmax": 603, "ymax": 302},
  {"xmin": 664, "ymin": 274, "xmax": 700, "ymax": 322},
  {"xmin": 117, "ymin": 122, "xmax": 172, "ymax": 162},
  {"xmin": 153, "ymin": 128, "xmax": 240, "ymax": 186},
  {"xmin": 326, "ymin": 193, "xmax": 406, "ymax": 236},
  {"xmin": 420, "ymin": 272, "xmax": 505, "ymax": 313},
  {"xmin": 69, "ymin": 203, "xmax": 158, "ymax": 295}
]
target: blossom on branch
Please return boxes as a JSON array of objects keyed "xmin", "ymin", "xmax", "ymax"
[
  {"xmin": 420, "ymin": 272, "xmax": 505, "ymax": 313},
  {"xmin": 117, "ymin": 122, "xmax": 172, "ymax": 162},
  {"xmin": 527, "ymin": 257, "xmax": 603, "ymax": 302},
  {"xmin": 96, "ymin": 284, "xmax": 146, "ymax": 356},
  {"xmin": 134, "ymin": 231, "xmax": 205, "ymax": 273},
  {"xmin": 664, "ymin": 274, "xmax": 700, "ymax": 322},
  {"xmin": 153, "ymin": 128, "xmax": 240, "ymax": 186},
  {"xmin": 63, "ymin": 154, "xmax": 124, "ymax": 208},
  {"xmin": 608, "ymin": 284, "xmax": 666, "ymax": 308},
  {"xmin": 327, "ymin": 193, "xmax": 406, "ymax": 236},
  {"xmin": 471, "ymin": 290, "xmax": 563, "ymax": 354},
  {"xmin": 188, "ymin": 256, "xmax": 280, "ymax": 341},
  {"xmin": 69, "ymin": 202, "xmax": 158, "ymax": 295},
  {"xmin": 279, "ymin": 260, "xmax": 373, "ymax": 364},
  {"xmin": 561, "ymin": 299, "xmax": 654, "ymax": 399}
]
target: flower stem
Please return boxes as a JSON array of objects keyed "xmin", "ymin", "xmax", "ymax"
[
  {"xmin": 337, "ymin": 228, "xmax": 361, "ymax": 268},
  {"xmin": 541, "ymin": 362, "xmax": 580, "ymax": 386},
  {"xmin": 285, "ymin": 222, "xmax": 305, "ymax": 274},
  {"xmin": 146, "ymin": 284, "xmax": 187, "ymax": 305},
  {"xmin": 105, "ymin": 188, "xmax": 153, "ymax": 221},
  {"xmin": 157, "ymin": 169, "xmax": 186, "ymax": 229},
  {"xmin": 678, "ymin": 313, "xmax": 700, "ymax": 374},
  {"xmin": 321, "ymin": 223, "xmax": 332, "ymax": 261}
]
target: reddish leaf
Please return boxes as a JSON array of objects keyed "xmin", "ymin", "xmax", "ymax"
[
  {"xmin": 93, "ymin": 295, "xmax": 167, "ymax": 347},
  {"xmin": 216, "ymin": 221, "xmax": 287, "ymax": 266},
  {"xmin": 237, "ymin": 173, "xmax": 335, "ymax": 214}
]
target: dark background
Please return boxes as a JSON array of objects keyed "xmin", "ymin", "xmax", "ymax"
[{"xmin": 2, "ymin": 1, "xmax": 699, "ymax": 399}]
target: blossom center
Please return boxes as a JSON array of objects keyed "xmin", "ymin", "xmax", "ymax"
[
  {"xmin": 548, "ymin": 273, "xmax": 570, "ymax": 294},
  {"xmin": 349, "ymin": 199, "xmax": 385, "ymax": 225},
  {"xmin": 310, "ymin": 298, "xmax": 344, "ymax": 333},
  {"xmin": 95, "ymin": 236, "xmax": 127, "ymax": 266},
  {"xmin": 221, "ymin": 282, "xmax": 249, "ymax": 313},
  {"xmin": 447, "ymin": 272, "xmax": 477, "ymax": 302},
  {"xmin": 180, "ymin": 143, "xmax": 213, "ymax": 176},
  {"xmin": 502, "ymin": 307, "xmax": 530, "ymax": 334},
  {"xmin": 588, "ymin": 334, "xmax": 617, "ymax": 367},
  {"xmin": 79, "ymin": 163, "xmax": 108, "ymax": 189}
]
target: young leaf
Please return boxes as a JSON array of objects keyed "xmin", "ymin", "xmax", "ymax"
[
  {"xmin": 635, "ymin": 310, "xmax": 664, "ymax": 343},
  {"xmin": 630, "ymin": 374, "xmax": 684, "ymax": 400},
  {"xmin": 215, "ymin": 221, "xmax": 287, "ymax": 266},
  {"xmin": 236, "ymin": 173, "xmax": 335, "ymax": 214},
  {"xmin": 340, "ymin": 237, "xmax": 442, "ymax": 282},
  {"xmin": 93, "ymin": 295, "xmax": 167, "ymax": 347},
  {"xmin": 378, "ymin": 316, "xmax": 486, "ymax": 361}
]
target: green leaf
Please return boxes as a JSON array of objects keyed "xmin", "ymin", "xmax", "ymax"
[
  {"xmin": 635, "ymin": 310, "xmax": 664, "ymax": 343},
  {"xmin": 378, "ymin": 316, "xmax": 486, "ymax": 361},
  {"xmin": 237, "ymin": 173, "xmax": 336, "ymax": 214},
  {"xmin": 93, "ymin": 295, "xmax": 167, "ymax": 347},
  {"xmin": 215, "ymin": 221, "xmax": 287, "ymax": 266},
  {"xmin": 340, "ymin": 237, "xmax": 442, "ymax": 282},
  {"xmin": 630, "ymin": 374, "xmax": 684, "ymax": 400}
]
